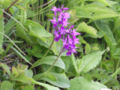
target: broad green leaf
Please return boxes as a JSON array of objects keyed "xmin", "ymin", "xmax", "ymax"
[
  {"xmin": 25, "ymin": 70, "xmax": 33, "ymax": 78},
  {"xmin": 35, "ymin": 82, "xmax": 60, "ymax": 90},
  {"xmin": 52, "ymin": 40, "xmax": 65, "ymax": 56},
  {"xmin": 95, "ymin": 20, "xmax": 117, "ymax": 49},
  {"xmin": 62, "ymin": 56, "xmax": 76, "ymax": 77},
  {"xmin": 97, "ymin": 0, "xmax": 117, "ymax": 6},
  {"xmin": 0, "ymin": 63, "xmax": 11, "ymax": 75},
  {"xmin": 12, "ymin": 73, "xmax": 59, "ymax": 90},
  {"xmin": 23, "ymin": 85, "xmax": 34, "ymax": 90},
  {"xmin": 23, "ymin": 20, "xmax": 64, "ymax": 55},
  {"xmin": 78, "ymin": 51, "xmax": 105, "ymax": 73},
  {"xmin": 25, "ymin": 20, "xmax": 63, "ymax": 55},
  {"xmin": 77, "ymin": 22, "xmax": 98, "ymax": 38},
  {"xmin": 113, "ymin": 18, "xmax": 120, "ymax": 45},
  {"xmin": 88, "ymin": 0, "xmax": 113, "ymax": 6},
  {"xmin": 16, "ymin": 24, "xmax": 32, "ymax": 43},
  {"xmin": 0, "ymin": 81, "xmax": 13, "ymax": 90},
  {"xmin": 27, "ymin": 20, "xmax": 52, "ymax": 38},
  {"xmin": 71, "ymin": 54, "xmax": 78, "ymax": 74},
  {"xmin": 32, "ymin": 56, "xmax": 65, "ymax": 69},
  {"xmin": 68, "ymin": 77, "xmax": 108, "ymax": 90},
  {"xmin": 38, "ymin": 37, "xmax": 53, "ymax": 48},
  {"xmin": 73, "ymin": 3, "xmax": 119, "ymax": 20},
  {"xmin": 0, "ymin": 9, "xmax": 4, "ymax": 53},
  {"xmin": 110, "ymin": 48, "xmax": 120, "ymax": 59},
  {"xmin": 34, "ymin": 72, "xmax": 70, "ymax": 88},
  {"xmin": 91, "ymin": 43, "xmax": 102, "ymax": 51}
]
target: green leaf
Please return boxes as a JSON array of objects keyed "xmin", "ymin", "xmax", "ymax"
[
  {"xmin": 27, "ymin": 20, "xmax": 52, "ymax": 38},
  {"xmin": 0, "ymin": 9, "xmax": 4, "ymax": 53},
  {"xmin": 111, "ymin": 48, "xmax": 120, "ymax": 59},
  {"xmin": 97, "ymin": 0, "xmax": 117, "ymax": 6},
  {"xmin": 62, "ymin": 56, "xmax": 76, "ymax": 77},
  {"xmin": 73, "ymin": 3, "xmax": 119, "ymax": 20},
  {"xmin": 77, "ymin": 22, "xmax": 98, "ymax": 38},
  {"xmin": 26, "ymin": 45, "xmax": 44, "ymax": 58},
  {"xmin": 23, "ymin": 85, "xmax": 34, "ymax": 90},
  {"xmin": 114, "ymin": 18, "xmax": 120, "ymax": 43},
  {"xmin": 32, "ymin": 56, "xmax": 65, "ymax": 69},
  {"xmin": 0, "ymin": 63, "xmax": 11, "ymax": 75},
  {"xmin": 25, "ymin": 70, "xmax": 33, "ymax": 78},
  {"xmin": 24, "ymin": 20, "xmax": 64, "ymax": 55},
  {"xmin": 25, "ymin": 20, "xmax": 63, "ymax": 55},
  {"xmin": 34, "ymin": 72, "xmax": 70, "ymax": 88},
  {"xmin": 95, "ymin": 20, "xmax": 117, "ymax": 49},
  {"xmin": 16, "ymin": 24, "xmax": 32, "ymax": 43},
  {"xmin": 52, "ymin": 40, "xmax": 65, "ymax": 56},
  {"xmin": 71, "ymin": 54, "xmax": 78, "ymax": 74},
  {"xmin": 97, "ymin": 0, "xmax": 110, "ymax": 6},
  {"xmin": 77, "ymin": 51, "xmax": 105, "ymax": 73},
  {"xmin": 68, "ymin": 77, "xmax": 109, "ymax": 90},
  {"xmin": 90, "ymin": 0, "xmax": 115, "ymax": 6},
  {"xmin": 36, "ymin": 82, "xmax": 60, "ymax": 90},
  {"xmin": 11, "ymin": 65, "xmax": 59, "ymax": 90},
  {"xmin": 12, "ymin": 73, "xmax": 59, "ymax": 90},
  {"xmin": 0, "ymin": 81, "xmax": 13, "ymax": 90}
]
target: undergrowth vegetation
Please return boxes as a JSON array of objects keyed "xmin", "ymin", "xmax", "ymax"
[{"xmin": 0, "ymin": 0, "xmax": 120, "ymax": 90}]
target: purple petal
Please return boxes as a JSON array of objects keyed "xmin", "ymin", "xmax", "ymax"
[
  {"xmin": 51, "ymin": 6, "xmax": 57, "ymax": 12},
  {"xmin": 66, "ymin": 51, "xmax": 72, "ymax": 56}
]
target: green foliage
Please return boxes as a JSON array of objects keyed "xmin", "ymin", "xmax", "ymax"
[
  {"xmin": 72, "ymin": 3, "xmax": 119, "ymax": 20},
  {"xmin": 0, "ymin": 9, "xmax": 4, "ymax": 53},
  {"xmin": 77, "ymin": 51, "xmax": 105, "ymax": 73},
  {"xmin": 77, "ymin": 22, "xmax": 98, "ymax": 38},
  {"xmin": 32, "ymin": 56, "xmax": 65, "ymax": 69},
  {"xmin": 0, "ymin": 63, "xmax": 59, "ymax": 90},
  {"xmin": 1, "ymin": 81, "xmax": 13, "ymax": 90},
  {"xmin": 0, "ymin": 0, "xmax": 120, "ymax": 90},
  {"xmin": 34, "ymin": 72, "xmax": 70, "ymax": 88},
  {"xmin": 68, "ymin": 77, "xmax": 108, "ymax": 90}
]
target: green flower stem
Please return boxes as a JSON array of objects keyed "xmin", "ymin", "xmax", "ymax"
[
  {"xmin": 41, "ymin": 26, "xmax": 55, "ymax": 58},
  {"xmin": 35, "ymin": 48, "xmax": 63, "ymax": 78},
  {"xmin": 43, "ymin": 48, "xmax": 64, "ymax": 74},
  {"xmin": 42, "ymin": 37, "xmax": 54, "ymax": 58}
]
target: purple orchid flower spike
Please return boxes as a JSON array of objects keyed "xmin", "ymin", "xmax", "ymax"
[{"xmin": 50, "ymin": 6, "xmax": 80, "ymax": 56}]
